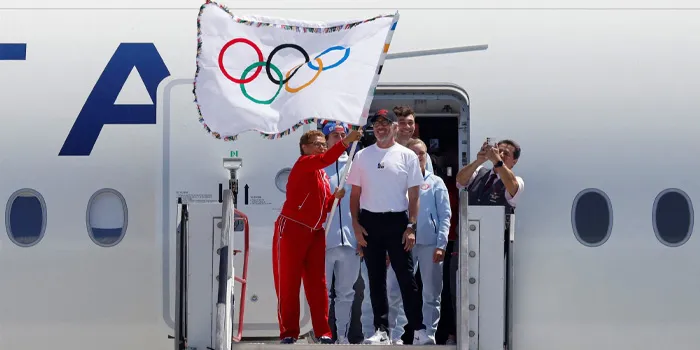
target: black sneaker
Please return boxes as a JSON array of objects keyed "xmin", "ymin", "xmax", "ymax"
[
  {"xmin": 280, "ymin": 337, "xmax": 296, "ymax": 344},
  {"xmin": 318, "ymin": 336, "xmax": 334, "ymax": 344}
]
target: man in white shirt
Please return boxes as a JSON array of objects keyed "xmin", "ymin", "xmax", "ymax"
[{"xmin": 346, "ymin": 109, "xmax": 432, "ymax": 345}]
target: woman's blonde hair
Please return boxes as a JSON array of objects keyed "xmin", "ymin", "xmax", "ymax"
[{"xmin": 406, "ymin": 137, "xmax": 427, "ymax": 151}]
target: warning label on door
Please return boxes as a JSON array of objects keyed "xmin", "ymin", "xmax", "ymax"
[
  {"xmin": 249, "ymin": 195, "xmax": 271, "ymax": 205},
  {"xmin": 176, "ymin": 191, "xmax": 218, "ymax": 204}
]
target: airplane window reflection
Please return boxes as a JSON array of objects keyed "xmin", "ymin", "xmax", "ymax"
[
  {"xmin": 6, "ymin": 188, "xmax": 47, "ymax": 247},
  {"xmin": 571, "ymin": 188, "xmax": 613, "ymax": 247},
  {"xmin": 653, "ymin": 188, "xmax": 693, "ymax": 247},
  {"xmin": 87, "ymin": 188, "xmax": 128, "ymax": 247}
]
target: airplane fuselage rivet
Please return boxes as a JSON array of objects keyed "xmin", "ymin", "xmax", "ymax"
[
  {"xmin": 469, "ymin": 224, "xmax": 476, "ymax": 231},
  {"xmin": 469, "ymin": 304, "xmax": 475, "ymax": 310},
  {"xmin": 469, "ymin": 251, "xmax": 476, "ymax": 257},
  {"xmin": 469, "ymin": 277, "xmax": 476, "ymax": 284},
  {"xmin": 469, "ymin": 331, "xmax": 475, "ymax": 337},
  {"xmin": 251, "ymin": 295, "xmax": 258, "ymax": 302}
]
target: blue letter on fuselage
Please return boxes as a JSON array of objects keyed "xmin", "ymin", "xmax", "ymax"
[{"xmin": 59, "ymin": 43, "xmax": 170, "ymax": 156}]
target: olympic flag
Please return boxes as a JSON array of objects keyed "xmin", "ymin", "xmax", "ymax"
[{"xmin": 194, "ymin": 1, "xmax": 399, "ymax": 140}]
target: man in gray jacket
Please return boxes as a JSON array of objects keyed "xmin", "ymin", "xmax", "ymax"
[
  {"xmin": 322, "ymin": 121, "xmax": 360, "ymax": 345},
  {"xmin": 389, "ymin": 138, "xmax": 451, "ymax": 344}
]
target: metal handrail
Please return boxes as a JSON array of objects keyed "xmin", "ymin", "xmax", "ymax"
[{"xmin": 231, "ymin": 209, "xmax": 250, "ymax": 343}]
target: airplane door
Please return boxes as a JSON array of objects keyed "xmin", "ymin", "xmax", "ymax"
[{"xmin": 159, "ymin": 78, "xmax": 316, "ymax": 343}]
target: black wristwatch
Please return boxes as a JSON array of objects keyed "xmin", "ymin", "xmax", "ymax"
[{"xmin": 494, "ymin": 160, "xmax": 504, "ymax": 168}]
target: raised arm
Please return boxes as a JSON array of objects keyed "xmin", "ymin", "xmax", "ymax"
[
  {"xmin": 295, "ymin": 130, "xmax": 362, "ymax": 172},
  {"xmin": 493, "ymin": 164, "xmax": 520, "ymax": 198},
  {"xmin": 456, "ymin": 141, "xmax": 489, "ymax": 189},
  {"xmin": 295, "ymin": 139, "xmax": 348, "ymax": 172}
]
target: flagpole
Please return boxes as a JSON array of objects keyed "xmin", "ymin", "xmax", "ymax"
[{"xmin": 324, "ymin": 140, "xmax": 359, "ymax": 236}]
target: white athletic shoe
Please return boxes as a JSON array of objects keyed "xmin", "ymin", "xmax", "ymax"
[
  {"xmin": 392, "ymin": 338, "xmax": 404, "ymax": 345},
  {"xmin": 363, "ymin": 330, "xmax": 391, "ymax": 345},
  {"xmin": 413, "ymin": 329, "xmax": 436, "ymax": 345}
]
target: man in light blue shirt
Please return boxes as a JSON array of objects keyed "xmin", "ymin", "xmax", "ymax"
[
  {"xmin": 322, "ymin": 121, "xmax": 360, "ymax": 344},
  {"xmin": 390, "ymin": 138, "xmax": 451, "ymax": 344}
]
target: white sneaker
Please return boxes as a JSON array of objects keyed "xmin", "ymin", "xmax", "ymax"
[
  {"xmin": 336, "ymin": 336, "xmax": 350, "ymax": 344},
  {"xmin": 363, "ymin": 330, "xmax": 391, "ymax": 345},
  {"xmin": 413, "ymin": 329, "xmax": 436, "ymax": 345},
  {"xmin": 392, "ymin": 338, "xmax": 404, "ymax": 345}
]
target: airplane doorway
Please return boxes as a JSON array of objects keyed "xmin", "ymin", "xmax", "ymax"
[
  {"xmin": 325, "ymin": 84, "xmax": 469, "ymax": 345},
  {"xmin": 413, "ymin": 115, "xmax": 460, "ymax": 190},
  {"xmin": 412, "ymin": 114, "xmax": 461, "ymax": 345}
]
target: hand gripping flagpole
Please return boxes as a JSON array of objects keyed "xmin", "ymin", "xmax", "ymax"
[{"xmin": 324, "ymin": 139, "xmax": 359, "ymax": 236}]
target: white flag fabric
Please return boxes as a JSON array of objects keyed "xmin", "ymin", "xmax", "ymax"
[{"xmin": 194, "ymin": 1, "xmax": 399, "ymax": 140}]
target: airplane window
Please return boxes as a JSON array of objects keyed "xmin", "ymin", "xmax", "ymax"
[
  {"xmin": 653, "ymin": 188, "xmax": 693, "ymax": 247},
  {"xmin": 5, "ymin": 188, "xmax": 47, "ymax": 247},
  {"xmin": 86, "ymin": 188, "xmax": 128, "ymax": 247},
  {"xmin": 571, "ymin": 188, "xmax": 613, "ymax": 247},
  {"xmin": 274, "ymin": 168, "xmax": 291, "ymax": 193}
]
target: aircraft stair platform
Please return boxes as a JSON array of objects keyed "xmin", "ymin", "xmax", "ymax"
[
  {"xmin": 171, "ymin": 159, "xmax": 515, "ymax": 350},
  {"xmin": 229, "ymin": 343, "xmax": 456, "ymax": 349}
]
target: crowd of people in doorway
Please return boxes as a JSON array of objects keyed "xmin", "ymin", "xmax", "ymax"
[{"xmin": 271, "ymin": 106, "xmax": 524, "ymax": 345}]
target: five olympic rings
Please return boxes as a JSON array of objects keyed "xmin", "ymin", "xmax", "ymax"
[{"xmin": 218, "ymin": 38, "xmax": 351, "ymax": 105}]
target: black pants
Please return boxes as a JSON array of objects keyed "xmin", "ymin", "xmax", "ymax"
[
  {"xmin": 440, "ymin": 241, "xmax": 456, "ymax": 338},
  {"xmin": 359, "ymin": 209, "xmax": 425, "ymax": 333},
  {"xmin": 449, "ymin": 242, "xmax": 458, "ymax": 326}
]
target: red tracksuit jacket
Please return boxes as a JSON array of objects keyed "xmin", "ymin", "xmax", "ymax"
[
  {"xmin": 273, "ymin": 139, "xmax": 348, "ymax": 340},
  {"xmin": 279, "ymin": 140, "xmax": 348, "ymax": 229}
]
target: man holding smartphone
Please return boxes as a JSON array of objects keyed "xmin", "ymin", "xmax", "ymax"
[
  {"xmin": 455, "ymin": 138, "xmax": 523, "ymax": 210},
  {"xmin": 449, "ymin": 138, "xmax": 524, "ymax": 343}
]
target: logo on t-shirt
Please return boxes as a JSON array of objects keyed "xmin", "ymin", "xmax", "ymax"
[
  {"xmin": 420, "ymin": 183, "xmax": 431, "ymax": 190},
  {"xmin": 377, "ymin": 162, "xmax": 385, "ymax": 169}
]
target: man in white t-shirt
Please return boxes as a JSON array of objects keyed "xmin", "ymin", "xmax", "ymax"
[{"xmin": 346, "ymin": 109, "xmax": 432, "ymax": 345}]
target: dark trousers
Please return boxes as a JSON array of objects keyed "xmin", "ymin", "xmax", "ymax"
[
  {"xmin": 438, "ymin": 241, "xmax": 456, "ymax": 339},
  {"xmin": 449, "ymin": 244, "xmax": 458, "ymax": 325},
  {"xmin": 359, "ymin": 209, "xmax": 425, "ymax": 333}
]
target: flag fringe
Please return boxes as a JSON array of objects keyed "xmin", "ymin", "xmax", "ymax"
[
  {"xmin": 193, "ymin": 0, "xmax": 391, "ymax": 142},
  {"xmin": 196, "ymin": 117, "xmax": 363, "ymax": 142}
]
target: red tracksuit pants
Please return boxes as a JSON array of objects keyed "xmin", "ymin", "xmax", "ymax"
[{"xmin": 272, "ymin": 215, "xmax": 331, "ymax": 340}]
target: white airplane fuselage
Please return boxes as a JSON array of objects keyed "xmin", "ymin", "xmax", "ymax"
[{"xmin": 0, "ymin": 1, "xmax": 699, "ymax": 349}]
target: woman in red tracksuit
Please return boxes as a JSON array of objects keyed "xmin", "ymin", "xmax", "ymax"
[{"xmin": 272, "ymin": 128, "xmax": 362, "ymax": 344}]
